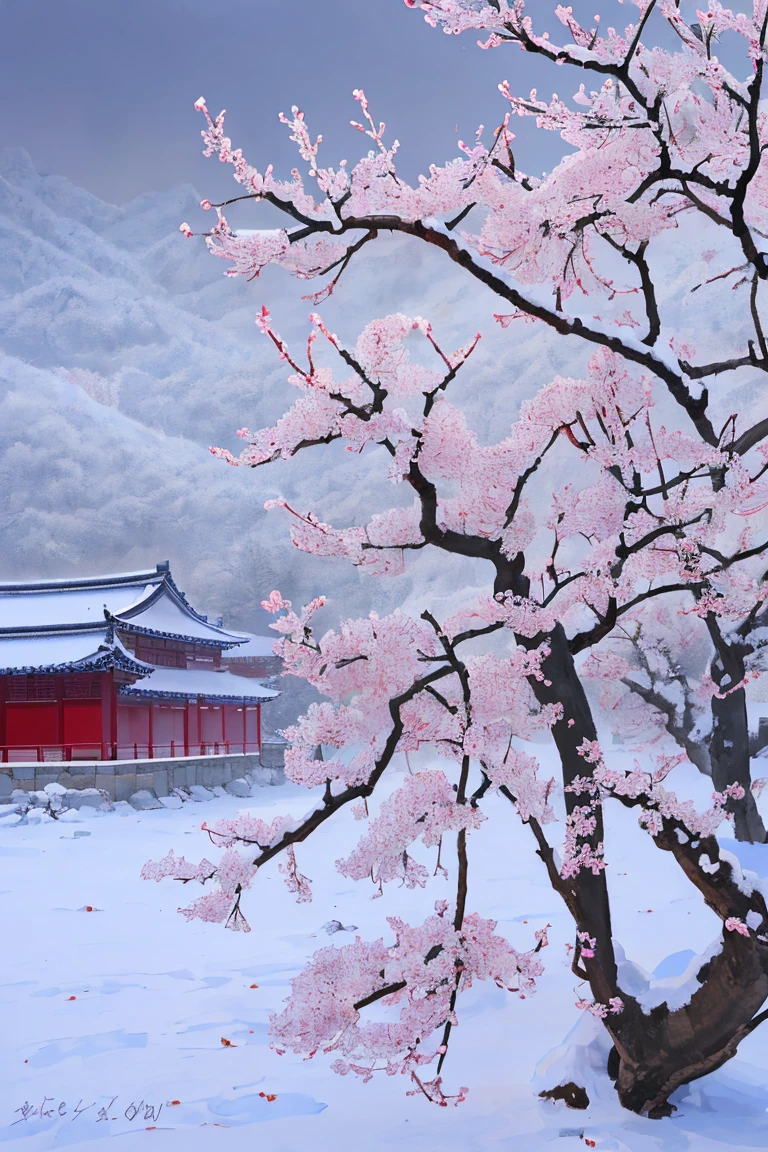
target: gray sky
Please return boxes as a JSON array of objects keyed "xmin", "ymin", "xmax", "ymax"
[{"xmin": 0, "ymin": 0, "xmax": 630, "ymax": 205}]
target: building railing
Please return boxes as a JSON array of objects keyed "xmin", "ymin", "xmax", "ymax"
[{"xmin": 0, "ymin": 741, "xmax": 262, "ymax": 764}]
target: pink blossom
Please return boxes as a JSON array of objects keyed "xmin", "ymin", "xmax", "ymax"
[{"xmin": 270, "ymin": 910, "xmax": 542, "ymax": 1085}]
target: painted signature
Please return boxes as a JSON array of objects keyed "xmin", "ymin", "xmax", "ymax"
[{"xmin": 12, "ymin": 1096, "xmax": 164, "ymax": 1125}]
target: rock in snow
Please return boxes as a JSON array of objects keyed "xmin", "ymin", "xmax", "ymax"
[
  {"xmin": 158, "ymin": 794, "xmax": 184, "ymax": 810},
  {"xmin": 65, "ymin": 788, "xmax": 110, "ymax": 810},
  {"xmin": 224, "ymin": 777, "xmax": 253, "ymax": 798},
  {"xmin": 128, "ymin": 789, "xmax": 163, "ymax": 811},
  {"xmin": 187, "ymin": 785, "xmax": 214, "ymax": 803}
]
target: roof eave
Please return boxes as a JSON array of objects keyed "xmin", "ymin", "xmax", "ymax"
[
  {"xmin": 118, "ymin": 685, "xmax": 280, "ymax": 704},
  {"xmin": 114, "ymin": 619, "xmax": 245, "ymax": 649}
]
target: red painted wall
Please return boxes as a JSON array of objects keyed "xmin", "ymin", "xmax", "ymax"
[
  {"xmin": 116, "ymin": 699, "xmax": 150, "ymax": 758},
  {"xmin": 5, "ymin": 703, "xmax": 59, "ymax": 747},
  {"xmin": 151, "ymin": 704, "xmax": 186, "ymax": 757}
]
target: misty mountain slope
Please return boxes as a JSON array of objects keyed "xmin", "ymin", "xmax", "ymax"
[{"xmin": 0, "ymin": 353, "xmax": 423, "ymax": 632}]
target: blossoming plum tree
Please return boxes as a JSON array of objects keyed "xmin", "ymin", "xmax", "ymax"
[{"xmin": 149, "ymin": 0, "xmax": 768, "ymax": 1119}]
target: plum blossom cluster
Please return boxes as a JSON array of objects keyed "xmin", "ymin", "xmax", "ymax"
[
  {"xmin": 570, "ymin": 740, "xmax": 751, "ymax": 843},
  {"xmin": 561, "ymin": 806, "xmax": 606, "ymax": 879},
  {"xmin": 337, "ymin": 771, "xmax": 485, "ymax": 892},
  {"xmin": 141, "ymin": 848, "xmax": 257, "ymax": 932},
  {"xmin": 142, "ymin": 811, "xmax": 309, "ymax": 929},
  {"xmin": 576, "ymin": 996, "xmax": 626, "ymax": 1019},
  {"xmin": 269, "ymin": 904, "xmax": 544, "ymax": 1093}
]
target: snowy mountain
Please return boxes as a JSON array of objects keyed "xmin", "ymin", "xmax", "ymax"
[{"xmin": 0, "ymin": 147, "xmax": 588, "ymax": 639}]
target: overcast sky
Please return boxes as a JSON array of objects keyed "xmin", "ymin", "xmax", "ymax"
[{"xmin": 0, "ymin": 0, "xmax": 638, "ymax": 205}]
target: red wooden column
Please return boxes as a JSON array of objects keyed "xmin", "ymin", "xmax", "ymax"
[
  {"xmin": 56, "ymin": 675, "xmax": 66, "ymax": 760},
  {"xmin": 100, "ymin": 672, "xmax": 113, "ymax": 760},
  {"xmin": 257, "ymin": 704, "xmax": 262, "ymax": 755},
  {"xmin": 110, "ymin": 677, "xmax": 118, "ymax": 759},
  {"xmin": 0, "ymin": 675, "xmax": 7, "ymax": 760}
]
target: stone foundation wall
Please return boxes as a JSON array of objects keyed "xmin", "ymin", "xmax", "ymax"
[{"xmin": 0, "ymin": 749, "xmax": 284, "ymax": 803}]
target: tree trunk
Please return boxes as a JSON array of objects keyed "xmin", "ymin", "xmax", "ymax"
[
  {"xmin": 524, "ymin": 625, "xmax": 768, "ymax": 1115},
  {"xmin": 707, "ymin": 623, "xmax": 766, "ymax": 844},
  {"xmin": 525, "ymin": 622, "xmax": 618, "ymax": 995},
  {"xmin": 498, "ymin": 571, "xmax": 768, "ymax": 1113},
  {"xmin": 607, "ymin": 932, "xmax": 768, "ymax": 1116},
  {"xmin": 710, "ymin": 684, "xmax": 766, "ymax": 842}
]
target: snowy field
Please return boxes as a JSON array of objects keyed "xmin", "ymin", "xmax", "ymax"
[{"xmin": 3, "ymin": 771, "xmax": 768, "ymax": 1152}]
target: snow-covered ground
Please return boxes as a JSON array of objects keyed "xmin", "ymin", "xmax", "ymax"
[{"xmin": 3, "ymin": 767, "xmax": 768, "ymax": 1151}]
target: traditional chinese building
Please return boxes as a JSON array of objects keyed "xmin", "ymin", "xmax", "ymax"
[{"xmin": 0, "ymin": 563, "xmax": 278, "ymax": 763}]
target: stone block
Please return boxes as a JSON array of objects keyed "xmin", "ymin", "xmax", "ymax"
[
  {"xmin": 153, "ymin": 769, "xmax": 169, "ymax": 798},
  {"xmin": 98, "ymin": 777, "xmax": 117, "ymax": 801},
  {"xmin": 260, "ymin": 740, "xmax": 287, "ymax": 770},
  {"xmin": 11, "ymin": 766, "xmax": 35, "ymax": 782},
  {"xmin": 115, "ymin": 761, "xmax": 139, "ymax": 776},
  {"xmin": 0, "ymin": 773, "xmax": 12, "ymax": 798},
  {"xmin": 198, "ymin": 764, "xmax": 215, "ymax": 788},
  {"xmin": 115, "ymin": 774, "xmax": 137, "ymax": 802},
  {"xmin": 69, "ymin": 773, "xmax": 97, "ymax": 790}
]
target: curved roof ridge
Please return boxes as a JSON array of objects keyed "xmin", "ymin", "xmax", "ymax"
[{"xmin": 0, "ymin": 568, "xmax": 164, "ymax": 594}]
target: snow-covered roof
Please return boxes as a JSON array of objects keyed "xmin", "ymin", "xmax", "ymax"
[
  {"xmin": 222, "ymin": 631, "xmax": 277, "ymax": 659},
  {"xmin": 0, "ymin": 563, "xmax": 247, "ymax": 649},
  {"xmin": 0, "ymin": 626, "xmax": 153, "ymax": 676},
  {"xmin": 119, "ymin": 666, "xmax": 279, "ymax": 703},
  {"xmin": 116, "ymin": 593, "xmax": 245, "ymax": 645}
]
